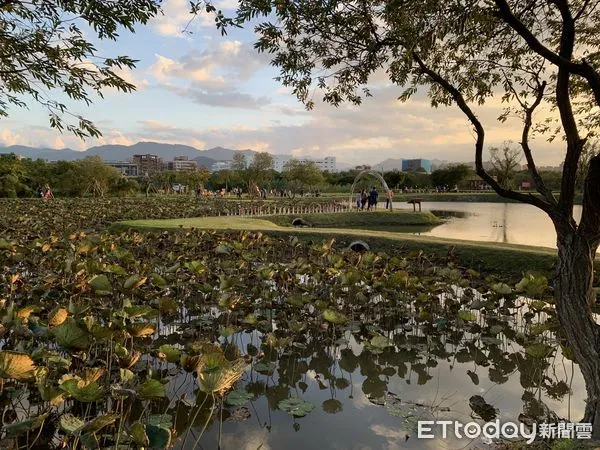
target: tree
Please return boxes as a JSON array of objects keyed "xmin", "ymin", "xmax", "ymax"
[
  {"xmin": 248, "ymin": 152, "xmax": 274, "ymax": 187},
  {"xmin": 489, "ymin": 142, "xmax": 523, "ymax": 189},
  {"xmin": 219, "ymin": 0, "xmax": 600, "ymax": 432},
  {"xmin": 577, "ymin": 141, "xmax": 599, "ymax": 191},
  {"xmin": 282, "ymin": 160, "xmax": 324, "ymax": 191},
  {"xmin": 431, "ymin": 165, "xmax": 472, "ymax": 189},
  {"xmin": 0, "ymin": 1, "xmax": 161, "ymax": 138},
  {"xmin": 230, "ymin": 152, "xmax": 248, "ymax": 171}
]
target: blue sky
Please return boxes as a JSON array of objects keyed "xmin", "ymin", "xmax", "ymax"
[{"xmin": 0, "ymin": 0, "xmax": 567, "ymax": 166}]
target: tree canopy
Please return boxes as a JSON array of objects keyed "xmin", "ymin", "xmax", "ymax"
[{"xmin": 0, "ymin": 0, "xmax": 161, "ymax": 138}]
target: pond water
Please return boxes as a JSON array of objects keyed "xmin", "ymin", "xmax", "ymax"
[
  {"xmin": 166, "ymin": 300, "xmax": 585, "ymax": 450},
  {"xmin": 394, "ymin": 202, "xmax": 583, "ymax": 249}
]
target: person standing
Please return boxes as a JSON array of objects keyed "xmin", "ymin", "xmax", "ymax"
[
  {"xmin": 356, "ymin": 192, "xmax": 361, "ymax": 210},
  {"xmin": 361, "ymin": 190, "xmax": 368, "ymax": 210},
  {"xmin": 385, "ymin": 189, "xmax": 393, "ymax": 210}
]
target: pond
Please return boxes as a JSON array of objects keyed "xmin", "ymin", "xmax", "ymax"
[
  {"xmin": 177, "ymin": 299, "xmax": 584, "ymax": 450},
  {"xmin": 394, "ymin": 202, "xmax": 583, "ymax": 249}
]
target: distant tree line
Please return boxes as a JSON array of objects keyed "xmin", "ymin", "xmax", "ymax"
[{"xmin": 1, "ymin": 144, "xmax": 595, "ymax": 197}]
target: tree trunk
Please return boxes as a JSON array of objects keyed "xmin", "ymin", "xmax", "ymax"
[{"xmin": 555, "ymin": 232, "xmax": 600, "ymax": 436}]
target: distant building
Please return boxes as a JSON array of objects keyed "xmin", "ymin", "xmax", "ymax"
[
  {"xmin": 355, "ymin": 165, "xmax": 372, "ymax": 171},
  {"xmin": 402, "ymin": 158, "xmax": 432, "ymax": 173},
  {"xmin": 275, "ymin": 155, "xmax": 337, "ymax": 173},
  {"xmin": 211, "ymin": 160, "xmax": 232, "ymax": 172},
  {"xmin": 105, "ymin": 161, "xmax": 139, "ymax": 177},
  {"xmin": 166, "ymin": 156, "xmax": 197, "ymax": 172},
  {"xmin": 132, "ymin": 154, "xmax": 162, "ymax": 176},
  {"xmin": 273, "ymin": 155, "xmax": 292, "ymax": 172}
]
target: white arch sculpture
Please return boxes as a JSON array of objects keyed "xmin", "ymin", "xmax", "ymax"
[{"xmin": 349, "ymin": 170, "xmax": 391, "ymax": 209}]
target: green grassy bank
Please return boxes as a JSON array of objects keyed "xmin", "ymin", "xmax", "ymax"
[
  {"xmin": 265, "ymin": 210, "xmax": 442, "ymax": 227},
  {"xmin": 116, "ymin": 214, "xmax": 560, "ymax": 277}
]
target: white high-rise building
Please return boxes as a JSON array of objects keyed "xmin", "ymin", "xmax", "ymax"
[{"xmin": 273, "ymin": 155, "xmax": 337, "ymax": 173}]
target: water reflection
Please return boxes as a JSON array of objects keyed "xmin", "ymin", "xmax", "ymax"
[
  {"xmin": 393, "ymin": 202, "xmax": 584, "ymax": 248},
  {"xmin": 152, "ymin": 298, "xmax": 584, "ymax": 450}
]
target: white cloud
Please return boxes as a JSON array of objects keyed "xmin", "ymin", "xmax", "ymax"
[{"xmin": 151, "ymin": 0, "xmax": 214, "ymax": 38}]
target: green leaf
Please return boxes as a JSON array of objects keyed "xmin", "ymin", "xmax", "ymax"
[
  {"xmin": 225, "ymin": 390, "xmax": 254, "ymax": 407},
  {"xmin": 525, "ymin": 343, "xmax": 554, "ymax": 359},
  {"xmin": 491, "ymin": 283, "xmax": 512, "ymax": 295},
  {"xmin": 323, "ymin": 309, "xmax": 348, "ymax": 324},
  {"xmin": 59, "ymin": 413, "xmax": 84, "ymax": 434},
  {"xmin": 147, "ymin": 424, "xmax": 171, "ymax": 449},
  {"xmin": 53, "ymin": 319, "xmax": 91, "ymax": 350},
  {"xmin": 148, "ymin": 414, "xmax": 172, "ymax": 429},
  {"xmin": 369, "ymin": 335, "xmax": 392, "ymax": 350},
  {"xmin": 120, "ymin": 368, "xmax": 135, "ymax": 383},
  {"xmin": 278, "ymin": 397, "xmax": 315, "ymax": 417},
  {"xmin": 130, "ymin": 422, "xmax": 149, "ymax": 446},
  {"xmin": 458, "ymin": 310, "xmax": 477, "ymax": 322},
  {"xmin": 157, "ymin": 344, "xmax": 182, "ymax": 364},
  {"xmin": 88, "ymin": 274, "xmax": 112, "ymax": 295},
  {"xmin": 80, "ymin": 432, "xmax": 99, "ymax": 449},
  {"xmin": 124, "ymin": 274, "xmax": 147, "ymax": 290},
  {"xmin": 5, "ymin": 413, "xmax": 48, "ymax": 437},
  {"xmin": 83, "ymin": 413, "xmax": 117, "ymax": 433},
  {"xmin": 138, "ymin": 379, "xmax": 166, "ymax": 399},
  {"xmin": 59, "ymin": 379, "xmax": 104, "ymax": 402}
]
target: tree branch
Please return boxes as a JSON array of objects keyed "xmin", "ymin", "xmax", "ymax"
[
  {"xmin": 493, "ymin": 0, "xmax": 600, "ymax": 107},
  {"xmin": 517, "ymin": 79, "xmax": 558, "ymax": 206},
  {"xmin": 412, "ymin": 51, "xmax": 556, "ymax": 217}
]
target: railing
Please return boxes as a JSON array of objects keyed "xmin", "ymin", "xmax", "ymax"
[{"xmin": 224, "ymin": 202, "xmax": 351, "ymax": 217}]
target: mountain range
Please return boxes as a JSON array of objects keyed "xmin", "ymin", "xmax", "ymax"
[
  {"xmin": 0, "ymin": 142, "xmax": 260, "ymax": 169},
  {"xmin": 0, "ymin": 141, "xmax": 359, "ymax": 170}
]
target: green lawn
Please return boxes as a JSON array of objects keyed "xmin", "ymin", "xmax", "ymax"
[{"xmin": 116, "ymin": 213, "xmax": 560, "ymax": 277}]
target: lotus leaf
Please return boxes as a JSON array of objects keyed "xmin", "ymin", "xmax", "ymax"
[
  {"xmin": 138, "ymin": 378, "xmax": 166, "ymax": 399},
  {"xmin": 147, "ymin": 424, "xmax": 171, "ymax": 449},
  {"xmin": 5, "ymin": 413, "xmax": 48, "ymax": 437},
  {"xmin": 491, "ymin": 283, "xmax": 512, "ymax": 295},
  {"xmin": 0, "ymin": 350, "xmax": 36, "ymax": 380},
  {"xmin": 60, "ymin": 379, "xmax": 104, "ymax": 402},
  {"xmin": 369, "ymin": 335, "xmax": 392, "ymax": 350},
  {"xmin": 16, "ymin": 305, "xmax": 36, "ymax": 319},
  {"xmin": 197, "ymin": 353, "xmax": 246, "ymax": 394},
  {"xmin": 278, "ymin": 397, "xmax": 315, "ymax": 417},
  {"xmin": 124, "ymin": 274, "xmax": 147, "ymax": 290},
  {"xmin": 157, "ymin": 344, "xmax": 182, "ymax": 363},
  {"xmin": 225, "ymin": 389, "xmax": 254, "ymax": 407},
  {"xmin": 158, "ymin": 297, "xmax": 178, "ymax": 313},
  {"xmin": 120, "ymin": 368, "xmax": 135, "ymax": 383},
  {"xmin": 525, "ymin": 343, "xmax": 554, "ymax": 359},
  {"xmin": 88, "ymin": 274, "xmax": 112, "ymax": 294},
  {"xmin": 53, "ymin": 319, "xmax": 91, "ymax": 350},
  {"xmin": 128, "ymin": 322, "xmax": 156, "ymax": 337},
  {"xmin": 80, "ymin": 432, "xmax": 99, "ymax": 449},
  {"xmin": 59, "ymin": 413, "xmax": 85, "ymax": 434},
  {"xmin": 124, "ymin": 305, "xmax": 156, "ymax": 318},
  {"xmin": 49, "ymin": 307, "xmax": 68, "ymax": 326},
  {"xmin": 83, "ymin": 413, "xmax": 117, "ymax": 433},
  {"xmin": 322, "ymin": 398, "xmax": 343, "ymax": 414},
  {"xmin": 323, "ymin": 309, "xmax": 348, "ymax": 325},
  {"xmin": 458, "ymin": 310, "xmax": 477, "ymax": 322},
  {"xmin": 254, "ymin": 361, "xmax": 276, "ymax": 374},
  {"xmin": 151, "ymin": 273, "xmax": 167, "ymax": 287},
  {"xmin": 130, "ymin": 422, "xmax": 149, "ymax": 446}
]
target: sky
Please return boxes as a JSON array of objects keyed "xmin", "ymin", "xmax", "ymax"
[{"xmin": 0, "ymin": 0, "xmax": 570, "ymax": 166}]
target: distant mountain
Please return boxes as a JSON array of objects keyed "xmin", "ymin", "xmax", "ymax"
[
  {"xmin": 200, "ymin": 146, "xmax": 257, "ymax": 161},
  {"xmin": 0, "ymin": 142, "xmax": 259, "ymax": 167}
]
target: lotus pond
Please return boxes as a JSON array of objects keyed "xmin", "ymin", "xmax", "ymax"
[{"xmin": 0, "ymin": 198, "xmax": 590, "ymax": 449}]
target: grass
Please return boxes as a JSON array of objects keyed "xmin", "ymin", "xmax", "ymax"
[
  {"xmin": 265, "ymin": 210, "xmax": 442, "ymax": 227},
  {"xmin": 116, "ymin": 213, "xmax": 560, "ymax": 277}
]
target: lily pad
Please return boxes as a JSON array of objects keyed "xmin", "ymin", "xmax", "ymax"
[
  {"xmin": 157, "ymin": 344, "xmax": 182, "ymax": 363},
  {"xmin": 53, "ymin": 319, "xmax": 91, "ymax": 350},
  {"xmin": 138, "ymin": 379, "xmax": 166, "ymax": 399},
  {"xmin": 225, "ymin": 390, "xmax": 254, "ymax": 407},
  {"xmin": 458, "ymin": 310, "xmax": 477, "ymax": 322},
  {"xmin": 278, "ymin": 397, "xmax": 315, "ymax": 417},
  {"xmin": 59, "ymin": 413, "xmax": 85, "ymax": 434},
  {"xmin": 323, "ymin": 309, "xmax": 348, "ymax": 325}
]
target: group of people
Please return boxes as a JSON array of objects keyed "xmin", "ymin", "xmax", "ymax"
[{"xmin": 356, "ymin": 187, "xmax": 394, "ymax": 210}]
